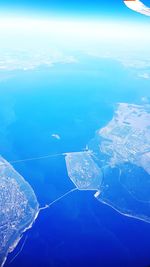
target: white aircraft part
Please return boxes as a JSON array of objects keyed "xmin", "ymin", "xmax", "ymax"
[{"xmin": 124, "ymin": 0, "xmax": 150, "ymax": 16}]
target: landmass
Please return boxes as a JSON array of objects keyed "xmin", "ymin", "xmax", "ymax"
[
  {"xmin": 97, "ymin": 103, "xmax": 150, "ymax": 170},
  {"xmin": 65, "ymin": 151, "xmax": 102, "ymax": 190},
  {"xmin": 0, "ymin": 156, "xmax": 39, "ymax": 267},
  {"xmin": 65, "ymin": 103, "xmax": 150, "ymax": 223}
]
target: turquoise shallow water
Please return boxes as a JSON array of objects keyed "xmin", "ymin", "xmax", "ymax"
[{"xmin": 1, "ymin": 56, "xmax": 150, "ymax": 266}]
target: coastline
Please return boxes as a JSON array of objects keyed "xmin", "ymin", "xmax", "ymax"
[{"xmin": 0, "ymin": 156, "xmax": 40, "ymax": 267}]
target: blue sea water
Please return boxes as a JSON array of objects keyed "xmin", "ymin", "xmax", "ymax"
[{"xmin": 1, "ymin": 56, "xmax": 150, "ymax": 267}]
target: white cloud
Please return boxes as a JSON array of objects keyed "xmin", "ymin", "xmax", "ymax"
[
  {"xmin": 0, "ymin": 51, "xmax": 78, "ymax": 71},
  {"xmin": 86, "ymin": 50, "xmax": 150, "ymax": 78},
  {"xmin": 138, "ymin": 72, "xmax": 150, "ymax": 79},
  {"xmin": 0, "ymin": 17, "xmax": 150, "ymax": 73}
]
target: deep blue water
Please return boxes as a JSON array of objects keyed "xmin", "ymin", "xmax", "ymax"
[{"xmin": 1, "ymin": 56, "xmax": 150, "ymax": 267}]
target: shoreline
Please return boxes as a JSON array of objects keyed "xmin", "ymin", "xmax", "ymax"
[{"xmin": 1, "ymin": 207, "xmax": 40, "ymax": 267}]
